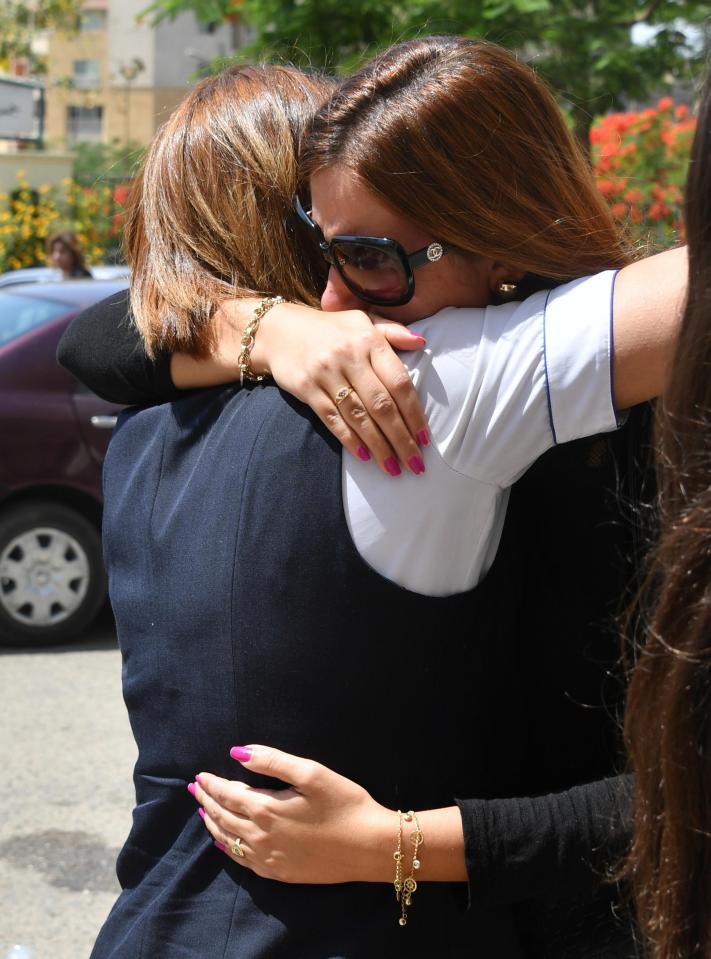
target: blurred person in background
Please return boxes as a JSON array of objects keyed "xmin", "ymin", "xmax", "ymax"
[{"xmin": 47, "ymin": 230, "xmax": 92, "ymax": 279}]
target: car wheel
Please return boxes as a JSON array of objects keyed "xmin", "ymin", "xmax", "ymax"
[{"xmin": 0, "ymin": 501, "xmax": 107, "ymax": 647}]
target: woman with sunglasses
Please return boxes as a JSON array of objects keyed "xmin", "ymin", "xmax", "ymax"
[{"xmin": 62, "ymin": 39, "xmax": 685, "ymax": 958}]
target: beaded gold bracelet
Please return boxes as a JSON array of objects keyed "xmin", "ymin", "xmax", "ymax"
[
  {"xmin": 393, "ymin": 810, "xmax": 423, "ymax": 926},
  {"xmin": 237, "ymin": 295, "xmax": 284, "ymax": 386}
]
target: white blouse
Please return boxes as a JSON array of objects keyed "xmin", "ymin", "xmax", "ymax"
[{"xmin": 343, "ymin": 270, "xmax": 620, "ymax": 596}]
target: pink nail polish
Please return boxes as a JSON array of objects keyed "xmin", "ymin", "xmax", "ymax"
[
  {"xmin": 198, "ymin": 808, "xmax": 206, "ymax": 820},
  {"xmin": 195, "ymin": 774, "xmax": 203, "ymax": 785},
  {"xmin": 384, "ymin": 457, "xmax": 401, "ymax": 477},
  {"xmin": 357, "ymin": 446, "xmax": 371, "ymax": 462},
  {"xmin": 230, "ymin": 745, "xmax": 253, "ymax": 763},
  {"xmin": 214, "ymin": 841, "xmax": 227, "ymax": 852},
  {"xmin": 411, "ymin": 334, "xmax": 426, "ymax": 345},
  {"xmin": 408, "ymin": 455, "xmax": 425, "ymax": 475},
  {"xmin": 417, "ymin": 429, "xmax": 430, "ymax": 447},
  {"xmin": 187, "ymin": 782, "xmax": 197, "ymax": 796}
]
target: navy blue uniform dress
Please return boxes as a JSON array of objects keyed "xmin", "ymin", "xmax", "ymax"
[{"xmin": 94, "ymin": 382, "xmax": 533, "ymax": 958}]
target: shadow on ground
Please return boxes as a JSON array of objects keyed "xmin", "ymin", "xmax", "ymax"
[{"xmin": 0, "ymin": 829, "xmax": 121, "ymax": 894}]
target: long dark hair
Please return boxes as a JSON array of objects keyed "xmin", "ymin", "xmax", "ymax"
[{"xmin": 624, "ymin": 66, "xmax": 711, "ymax": 958}]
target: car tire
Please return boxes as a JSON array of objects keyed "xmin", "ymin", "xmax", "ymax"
[{"xmin": 0, "ymin": 501, "xmax": 107, "ymax": 647}]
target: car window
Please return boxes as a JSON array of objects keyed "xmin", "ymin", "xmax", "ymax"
[{"xmin": 0, "ymin": 292, "xmax": 70, "ymax": 348}]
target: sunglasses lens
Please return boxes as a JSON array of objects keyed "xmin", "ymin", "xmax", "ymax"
[{"xmin": 332, "ymin": 241, "xmax": 409, "ymax": 305}]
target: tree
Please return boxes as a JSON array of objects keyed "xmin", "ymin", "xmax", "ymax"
[
  {"xmin": 141, "ymin": 0, "xmax": 709, "ymax": 147},
  {"xmin": 0, "ymin": 0, "xmax": 82, "ymax": 75}
]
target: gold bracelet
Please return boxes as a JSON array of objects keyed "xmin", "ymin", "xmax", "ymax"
[
  {"xmin": 394, "ymin": 810, "xmax": 423, "ymax": 926},
  {"xmin": 237, "ymin": 295, "xmax": 284, "ymax": 387}
]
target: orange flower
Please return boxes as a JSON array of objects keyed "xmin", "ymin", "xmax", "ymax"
[
  {"xmin": 113, "ymin": 184, "xmax": 131, "ymax": 206},
  {"xmin": 657, "ymin": 96, "xmax": 673, "ymax": 112}
]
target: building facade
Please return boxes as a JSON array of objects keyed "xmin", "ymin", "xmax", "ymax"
[{"xmin": 43, "ymin": 0, "xmax": 244, "ymax": 147}]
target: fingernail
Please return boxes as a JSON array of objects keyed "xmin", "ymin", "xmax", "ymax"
[
  {"xmin": 187, "ymin": 782, "xmax": 197, "ymax": 796},
  {"xmin": 195, "ymin": 774, "xmax": 203, "ymax": 785},
  {"xmin": 198, "ymin": 808, "xmax": 206, "ymax": 820},
  {"xmin": 214, "ymin": 841, "xmax": 227, "ymax": 852},
  {"xmin": 408, "ymin": 455, "xmax": 425, "ymax": 475},
  {"xmin": 357, "ymin": 446, "xmax": 371, "ymax": 462},
  {"xmin": 417, "ymin": 429, "xmax": 430, "ymax": 447},
  {"xmin": 411, "ymin": 334, "xmax": 426, "ymax": 345},
  {"xmin": 230, "ymin": 745, "xmax": 253, "ymax": 763},
  {"xmin": 384, "ymin": 457, "xmax": 401, "ymax": 477}
]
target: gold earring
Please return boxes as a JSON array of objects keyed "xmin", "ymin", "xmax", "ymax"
[{"xmin": 497, "ymin": 281, "xmax": 518, "ymax": 295}]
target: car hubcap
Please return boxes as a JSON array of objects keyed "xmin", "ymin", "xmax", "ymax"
[{"xmin": 0, "ymin": 527, "xmax": 90, "ymax": 628}]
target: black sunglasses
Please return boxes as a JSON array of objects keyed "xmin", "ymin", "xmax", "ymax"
[{"xmin": 294, "ymin": 195, "xmax": 450, "ymax": 307}]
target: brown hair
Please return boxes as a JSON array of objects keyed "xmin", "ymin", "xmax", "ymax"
[
  {"xmin": 305, "ymin": 37, "xmax": 630, "ymax": 291},
  {"xmin": 624, "ymin": 68, "xmax": 711, "ymax": 959},
  {"xmin": 47, "ymin": 230, "xmax": 87, "ymax": 271},
  {"xmin": 124, "ymin": 64, "xmax": 335, "ymax": 357}
]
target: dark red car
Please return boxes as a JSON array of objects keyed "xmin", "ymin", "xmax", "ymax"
[{"xmin": 0, "ymin": 279, "xmax": 127, "ymax": 647}]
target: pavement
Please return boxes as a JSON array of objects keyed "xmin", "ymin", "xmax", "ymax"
[{"xmin": 0, "ymin": 608, "xmax": 136, "ymax": 959}]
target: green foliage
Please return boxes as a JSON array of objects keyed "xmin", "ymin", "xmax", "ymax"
[
  {"xmin": 141, "ymin": 0, "xmax": 709, "ymax": 144},
  {"xmin": 0, "ymin": 0, "xmax": 82, "ymax": 74},
  {"xmin": 71, "ymin": 139, "xmax": 145, "ymax": 189},
  {"xmin": 138, "ymin": 0, "xmax": 241, "ymax": 26}
]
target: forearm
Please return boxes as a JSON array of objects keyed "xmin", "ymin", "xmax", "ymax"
[
  {"xmin": 612, "ymin": 245, "xmax": 687, "ymax": 410},
  {"xmin": 169, "ymin": 297, "xmax": 263, "ymax": 389},
  {"xmin": 169, "ymin": 298, "xmax": 340, "ymax": 389},
  {"xmin": 57, "ymin": 289, "xmax": 179, "ymax": 405},
  {"xmin": 457, "ymin": 773, "xmax": 634, "ymax": 908}
]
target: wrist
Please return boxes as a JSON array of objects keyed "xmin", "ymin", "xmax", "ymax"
[
  {"xmin": 249, "ymin": 301, "xmax": 318, "ymax": 378},
  {"xmin": 351, "ymin": 805, "xmax": 400, "ymax": 883},
  {"xmin": 211, "ymin": 298, "xmax": 262, "ymax": 375}
]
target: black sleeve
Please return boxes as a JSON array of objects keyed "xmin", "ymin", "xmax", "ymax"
[
  {"xmin": 455, "ymin": 772, "xmax": 633, "ymax": 908},
  {"xmin": 57, "ymin": 288, "xmax": 182, "ymax": 405}
]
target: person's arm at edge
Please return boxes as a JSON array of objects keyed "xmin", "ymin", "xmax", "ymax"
[
  {"xmin": 612, "ymin": 245, "xmax": 687, "ymax": 410},
  {"xmin": 455, "ymin": 773, "xmax": 634, "ymax": 908},
  {"xmin": 57, "ymin": 288, "xmax": 181, "ymax": 406},
  {"xmin": 195, "ymin": 744, "xmax": 632, "ymax": 904}
]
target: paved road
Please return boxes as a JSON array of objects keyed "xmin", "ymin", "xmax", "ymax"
[{"xmin": 0, "ymin": 608, "xmax": 136, "ymax": 959}]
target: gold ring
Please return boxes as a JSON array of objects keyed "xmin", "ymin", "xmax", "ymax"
[
  {"xmin": 230, "ymin": 837, "xmax": 245, "ymax": 858},
  {"xmin": 334, "ymin": 386, "xmax": 354, "ymax": 406}
]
